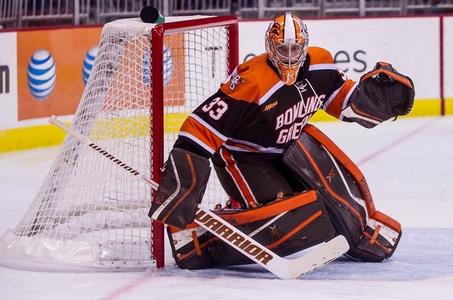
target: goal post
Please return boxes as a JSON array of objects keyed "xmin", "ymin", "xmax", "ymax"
[
  {"xmin": 150, "ymin": 16, "xmax": 238, "ymax": 268},
  {"xmin": 0, "ymin": 15, "xmax": 238, "ymax": 271}
]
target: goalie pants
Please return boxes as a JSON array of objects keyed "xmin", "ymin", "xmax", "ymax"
[{"xmin": 211, "ymin": 148, "xmax": 306, "ymax": 208}]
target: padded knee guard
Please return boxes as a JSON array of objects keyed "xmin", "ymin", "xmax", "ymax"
[
  {"xmin": 282, "ymin": 124, "xmax": 402, "ymax": 262},
  {"xmin": 167, "ymin": 191, "xmax": 337, "ymax": 269}
]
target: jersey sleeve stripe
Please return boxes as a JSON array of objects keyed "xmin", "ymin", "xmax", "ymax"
[
  {"xmin": 339, "ymin": 81, "xmax": 359, "ymax": 120},
  {"xmin": 224, "ymin": 144, "xmax": 284, "ymax": 154},
  {"xmin": 323, "ymin": 86, "xmax": 341, "ymax": 110},
  {"xmin": 179, "ymin": 116, "xmax": 225, "ymax": 153},
  {"xmin": 227, "ymin": 138, "xmax": 285, "ymax": 154},
  {"xmin": 309, "ymin": 64, "xmax": 338, "ymax": 71},
  {"xmin": 258, "ymin": 81, "xmax": 284, "ymax": 105},
  {"xmin": 225, "ymin": 142, "xmax": 258, "ymax": 153},
  {"xmin": 178, "ymin": 131, "xmax": 216, "ymax": 154},
  {"xmin": 189, "ymin": 113, "xmax": 228, "ymax": 141},
  {"xmin": 343, "ymin": 81, "xmax": 359, "ymax": 109},
  {"xmin": 324, "ymin": 79, "xmax": 356, "ymax": 118}
]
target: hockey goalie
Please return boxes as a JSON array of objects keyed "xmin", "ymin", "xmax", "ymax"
[{"xmin": 149, "ymin": 13, "xmax": 415, "ymax": 270}]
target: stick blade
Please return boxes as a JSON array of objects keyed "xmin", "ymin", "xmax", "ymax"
[{"xmin": 287, "ymin": 235, "xmax": 349, "ymax": 279}]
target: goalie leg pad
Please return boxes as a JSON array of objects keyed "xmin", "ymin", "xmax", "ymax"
[
  {"xmin": 167, "ymin": 190, "xmax": 337, "ymax": 269},
  {"xmin": 282, "ymin": 124, "xmax": 402, "ymax": 262},
  {"xmin": 148, "ymin": 148, "xmax": 211, "ymax": 229}
]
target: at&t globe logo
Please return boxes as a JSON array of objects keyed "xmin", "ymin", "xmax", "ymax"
[
  {"xmin": 83, "ymin": 47, "xmax": 98, "ymax": 84},
  {"xmin": 141, "ymin": 46, "xmax": 173, "ymax": 86},
  {"xmin": 163, "ymin": 46, "xmax": 173, "ymax": 86},
  {"xmin": 27, "ymin": 50, "xmax": 56, "ymax": 100}
]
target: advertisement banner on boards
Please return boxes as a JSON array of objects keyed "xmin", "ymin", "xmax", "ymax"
[
  {"xmin": 0, "ymin": 32, "xmax": 18, "ymax": 130},
  {"xmin": 164, "ymin": 33, "xmax": 185, "ymax": 107},
  {"xmin": 16, "ymin": 27, "xmax": 186, "ymax": 122},
  {"xmin": 17, "ymin": 27, "xmax": 102, "ymax": 121},
  {"xmin": 239, "ymin": 17, "xmax": 439, "ymax": 100}
]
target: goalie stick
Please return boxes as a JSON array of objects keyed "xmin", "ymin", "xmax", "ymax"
[{"xmin": 49, "ymin": 115, "xmax": 349, "ymax": 279}]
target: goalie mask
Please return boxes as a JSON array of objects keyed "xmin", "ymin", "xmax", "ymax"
[{"xmin": 265, "ymin": 12, "xmax": 309, "ymax": 85}]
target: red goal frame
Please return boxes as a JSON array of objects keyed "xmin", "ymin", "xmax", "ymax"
[{"xmin": 150, "ymin": 16, "xmax": 239, "ymax": 268}]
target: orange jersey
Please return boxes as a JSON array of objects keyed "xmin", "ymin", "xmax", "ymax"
[{"xmin": 177, "ymin": 46, "xmax": 357, "ymax": 161}]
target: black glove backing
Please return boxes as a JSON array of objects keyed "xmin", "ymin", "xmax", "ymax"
[{"xmin": 344, "ymin": 62, "xmax": 415, "ymax": 128}]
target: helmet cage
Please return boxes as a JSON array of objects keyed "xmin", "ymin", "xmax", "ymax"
[{"xmin": 274, "ymin": 40, "xmax": 305, "ymax": 66}]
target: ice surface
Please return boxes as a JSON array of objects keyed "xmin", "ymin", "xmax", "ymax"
[{"xmin": 1, "ymin": 117, "xmax": 452, "ymax": 300}]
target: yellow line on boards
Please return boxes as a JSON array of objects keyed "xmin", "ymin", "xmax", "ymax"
[
  {"xmin": 1, "ymin": 99, "xmax": 451, "ymax": 153},
  {"xmin": 0, "ymin": 125, "xmax": 66, "ymax": 153}
]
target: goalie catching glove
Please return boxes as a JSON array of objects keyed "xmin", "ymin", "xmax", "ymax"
[
  {"xmin": 342, "ymin": 62, "xmax": 415, "ymax": 128},
  {"xmin": 148, "ymin": 148, "xmax": 211, "ymax": 229}
]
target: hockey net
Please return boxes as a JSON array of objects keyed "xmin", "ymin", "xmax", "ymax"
[{"xmin": 0, "ymin": 16, "xmax": 238, "ymax": 271}]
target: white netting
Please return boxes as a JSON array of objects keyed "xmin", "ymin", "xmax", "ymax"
[{"xmin": 0, "ymin": 17, "xmax": 232, "ymax": 271}]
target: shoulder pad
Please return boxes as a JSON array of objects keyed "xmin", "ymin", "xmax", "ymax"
[
  {"xmin": 308, "ymin": 47, "xmax": 334, "ymax": 65},
  {"xmin": 220, "ymin": 54, "xmax": 280, "ymax": 104}
]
